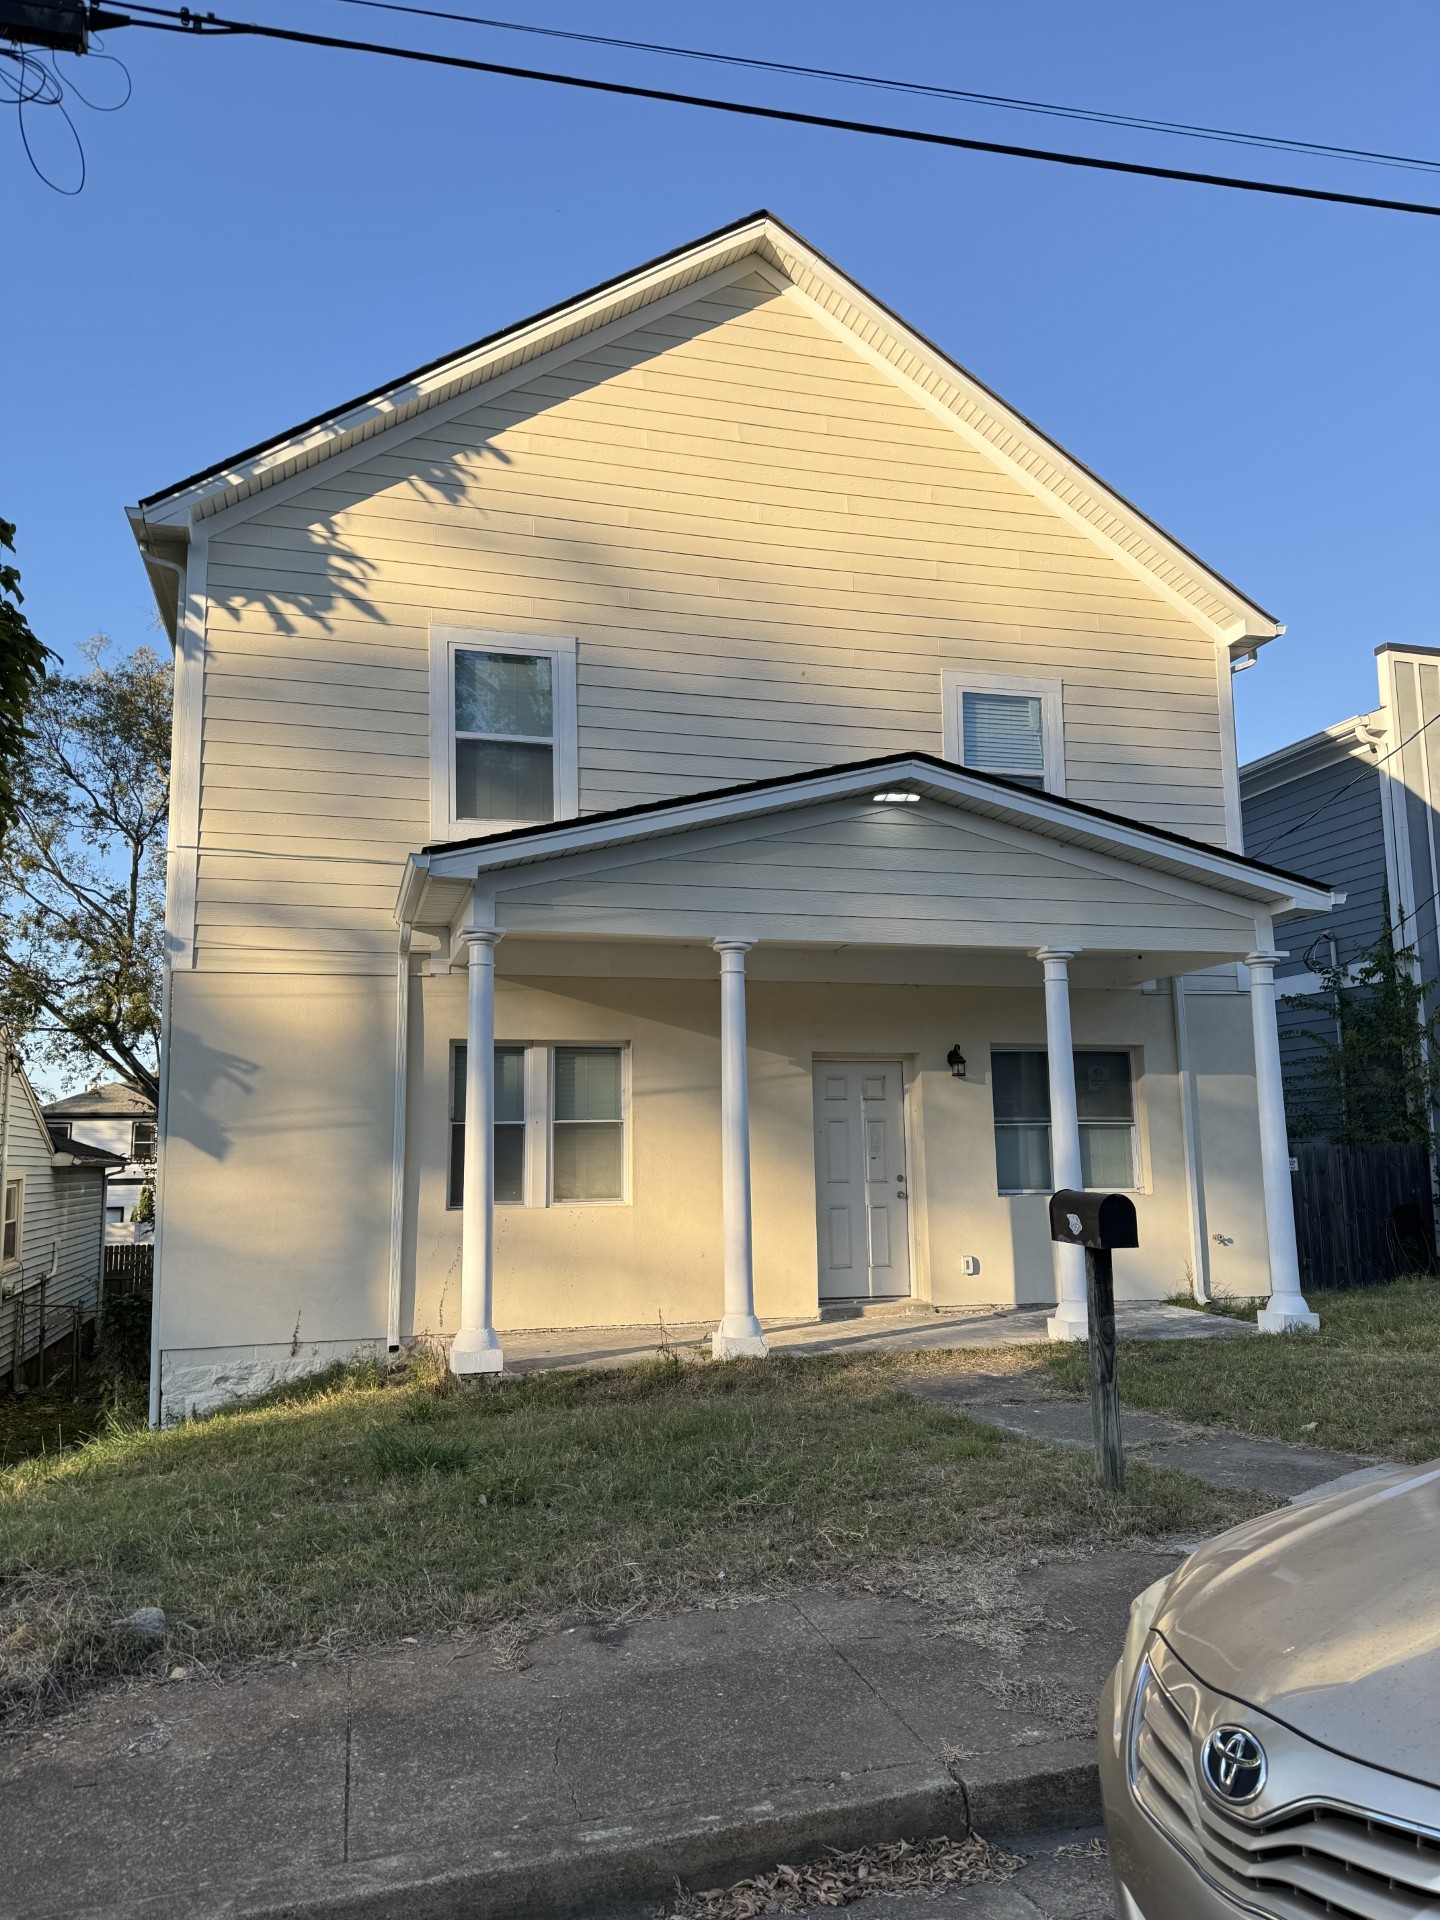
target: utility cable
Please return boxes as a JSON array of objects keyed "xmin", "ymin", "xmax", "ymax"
[
  {"xmin": 324, "ymin": 0, "xmax": 1440, "ymax": 181},
  {"xmin": 1252, "ymin": 711, "xmax": 1440, "ymax": 857},
  {"xmin": 112, "ymin": 5, "xmax": 1440, "ymax": 220}
]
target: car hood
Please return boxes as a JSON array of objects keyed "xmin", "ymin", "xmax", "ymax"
[{"xmin": 1156, "ymin": 1461, "xmax": 1440, "ymax": 1787}]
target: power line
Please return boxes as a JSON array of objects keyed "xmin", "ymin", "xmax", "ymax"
[
  {"xmin": 1253, "ymin": 712, "xmax": 1440, "ymax": 857},
  {"xmin": 115, "ymin": 5, "xmax": 1440, "ymax": 220},
  {"xmin": 324, "ymin": 0, "xmax": 1440, "ymax": 181}
]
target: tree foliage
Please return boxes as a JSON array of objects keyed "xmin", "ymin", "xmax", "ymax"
[
  {"xmin": 0, "ymin": 638, "xmax": 171, "ymax": 1100},
  {"xmin": 1283, "ymin": 912, "xmax": 1440, "ymax": 1146},
  {"xmin": 0, "ymin": 520, "xmax": 57, "ymax": 844}
]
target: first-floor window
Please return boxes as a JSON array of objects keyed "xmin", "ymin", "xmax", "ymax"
[
  {"xmin": 552, "ymin": 1047, "xmax": 625, "ymax": 1203},
  {"xmin": 449, "ymin": 1045, "xmax": 527, "ymax": 1207},
  {"xmin": 992, "ymin": 1049, "xmax": 1137, "ymax": 1193},
  {"xmin": 447, "ymin": 1044, "xmax": 628, "ymax": 1206},
  {"xmin": 3, "ymin": 1177, "xmax": 21, "ymax": 1262}
]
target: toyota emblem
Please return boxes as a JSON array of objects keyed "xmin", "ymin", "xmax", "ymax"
[{"xmin": 1201, "ymin": 1725, "xmax": 1267, "ymax": 1805}]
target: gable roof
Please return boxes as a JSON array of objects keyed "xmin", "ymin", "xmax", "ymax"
[
  {"xmin": 42, "ymin": 1081, "xmax": 155, "ymax": 1120},
  {"xmin": 129, "ymin": 210, "xmax": 1279, "ymax": 650},
  {"xmin": 402, "ymin": 751, "xmax": 1336, "ymax": 928}
]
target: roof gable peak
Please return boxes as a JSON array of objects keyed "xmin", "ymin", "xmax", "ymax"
[{"xmin": 130, "ymin": 210, "xmax": 1277, "ymax": 646}]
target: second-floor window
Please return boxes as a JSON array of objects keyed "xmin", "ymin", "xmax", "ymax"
[
  {"xmin": 942, "ymin": 670, "xmax": 1065, "ymax": 795},
  {"xmin": 133, "ymin": 1120, "xmax": 157, "ymax": 1161},
  {"xmin": 430, "ymin": 628, "xmax": 578, "ymax": 841}
]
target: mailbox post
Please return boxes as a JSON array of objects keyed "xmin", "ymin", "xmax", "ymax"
[{"xmin": 1049, "ymin": 1190, "xmax": 1138, "ymax": 1491}]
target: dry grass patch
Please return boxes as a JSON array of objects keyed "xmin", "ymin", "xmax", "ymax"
[
  {"xmin": 668, "ymin": 1834, "xmax": 1021, "ymax": 1917},
  {"xmin": 0, "ymin": 1348, "xmax": 1262, "ymax": 1725},
  {"xmin": 1038, "ymin": 1276, "xmax": 1440, "ymax": 1461}
]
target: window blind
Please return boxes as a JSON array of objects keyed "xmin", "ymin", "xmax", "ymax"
[{"xmin": 962, "ymin": 691, "xmax": 1045, "ymax": 777}]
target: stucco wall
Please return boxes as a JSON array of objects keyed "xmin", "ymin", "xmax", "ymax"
[{"xmin": 156, "ymin": 963, "xmax": 1270, "ymax": 1416}]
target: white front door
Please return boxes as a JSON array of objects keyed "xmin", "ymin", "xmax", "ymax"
[{"xmin": 813, "ymin": 1061, "xmax": 912, "ymax": 1300}]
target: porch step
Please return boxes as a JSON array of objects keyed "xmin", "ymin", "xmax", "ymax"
[{"xmin": 818, "ymin": 1298, "xmax": 940, "ymax": 1322}]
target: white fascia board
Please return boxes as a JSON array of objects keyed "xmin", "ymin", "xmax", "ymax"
[
  {"xmin": 132, "ymin": 214, "xmax": 1278, "ymax": 639},
  {"xmin": 136, "ymin": 227, "xmax": 777, "ymax": 531},
  {"xmin": 413, "ymin": 758, "xmax": 1337, "ymax": 916},
  {"xmin": 1239, "ymin": 715, "xmax": 1384, "ymax": 798},
  {"xmin": 148, "ymin": 257, "xmax": 768, "ymax": 544},
  {"xmin": 749, "ymin": 256, "xmax": 1279, "ymax": 648}
]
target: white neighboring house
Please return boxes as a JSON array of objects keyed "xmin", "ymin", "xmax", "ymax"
[
  {"xmin": 0, "ymin": 1046, "xmax": 116, "ymax": 1385},
  {"xmin": 40, "ymin": 1083, "xmax": 157, "ymax": 1245}
]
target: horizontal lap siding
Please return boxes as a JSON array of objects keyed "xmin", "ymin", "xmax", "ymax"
[
  {"xmin": 495, "ymin": 812, "xmax": 1253, "ymax": 950},
  {"xmin": 199, "ymin": 271, "xmax": 1229, "ymax": 971},
  {"xmin": 1241, "ymin": 756, "xmax": 1386, "ymax": 972},
  {"xmin": 0, "ymin": 1092, "xmax": 103, "ymax": 1377}
]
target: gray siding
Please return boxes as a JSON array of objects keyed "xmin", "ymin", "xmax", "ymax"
[
  {"xmin": 0, "ymin": 1081, "xmax": 107, "ymax": 1381},
  {"xmin": 1242, "ymin": 756, "xmax": 1388, "ymax": 977}
]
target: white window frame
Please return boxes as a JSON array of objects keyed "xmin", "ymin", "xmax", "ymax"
[
  {"xmin": 429, "ymin": 628, "xmax": 579, "ymax": 842},
  {"xmin": 3, "ymin": 1175, "xmax": 22, "ymax": 1266},
  {"xmin": 941, "ymin": 669, "xmax": 1066, "ymax": 797},
  {"xmin": 445, "ymin": 1042, "xmax": 630, "ymax": 1208},
  {"xmin": 990, "ymin": 1046, "xmax": 1140, "ymax": 1196}
]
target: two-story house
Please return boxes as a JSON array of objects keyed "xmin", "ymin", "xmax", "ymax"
[
  {"xmin": 128, "ymin": 212, "xmax": 1334, "ymax": 1421},
  {"xmin": 42, "ymin": 1082, "xmax": 158, "ymax": 1244}
]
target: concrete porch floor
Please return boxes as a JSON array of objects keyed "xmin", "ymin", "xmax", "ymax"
[{"xmin": 498, "ymin": 1300, "xmax": 1254, "ymax": 1374}]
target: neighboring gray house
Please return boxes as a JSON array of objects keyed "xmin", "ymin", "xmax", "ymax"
[
  {"xmin": 42, "ymin": 1082, "xmax": 158, "ymax": 1245},
  {"xmin": 0, "ymin": 1044, "xmax": 116, "ymax": 1385},
  {"xmin": 1240, "ymin": 643, "xmax": 1440, "ymax": 1116}
]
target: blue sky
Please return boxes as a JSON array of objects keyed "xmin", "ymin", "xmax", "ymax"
[{"xmin": 3, "ymin": 0, "xmax": 1436, "ymax": 761}]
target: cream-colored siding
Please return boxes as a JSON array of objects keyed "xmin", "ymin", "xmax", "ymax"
[
  {"xmin": 488, "ymin": 803, "xmax": 1256, "ymax": 954},
  {"xmin": 196, "ymin": 270, "xmax": 1230, "ymax": 975}
]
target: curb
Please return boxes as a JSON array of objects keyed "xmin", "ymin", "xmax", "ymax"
[{"xmin": 203, "ymin": 1745, "xmax": 1099, "ymax": 1920}]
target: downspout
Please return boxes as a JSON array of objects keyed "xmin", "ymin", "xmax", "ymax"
[
  {"xmin": 141, "ymin": 543, "xmax": 187, "ymax": 1428},
  {"xmin": 387, "ymin": 923, "xmax": 413, "ymax": 1352},
  {"xmin": 1171, "ymin": 976, "xmax": 1211, "ymax": 1303}
]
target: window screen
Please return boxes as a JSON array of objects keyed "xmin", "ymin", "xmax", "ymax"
[
  {"xmin": 961, "ymin": 691, "xmax": 1046, "ymax": 786},
  {"xmin": 453, "ymin": 650, "xmax": 554, "ymax": 825},
  {"xmin": 991, "ymin": 1050, "xmax": 1136, "ymax": 1192},
  {"xmin": 448, "ymin": 1044, "xmax": 527, "ymax": 1207},
  {"xmin": 552, "ymin": 1047, "xmax": 624, "ymax": 1202}
]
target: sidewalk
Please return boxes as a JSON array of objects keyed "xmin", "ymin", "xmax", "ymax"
[{"xmin": 6, "ymin": 1547, "xmax": 1169, "ymax": 1920}]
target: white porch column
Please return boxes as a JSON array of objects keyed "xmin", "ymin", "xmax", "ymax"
[
  {"xmin": 712, "ymin": 938, "xmax": 767, "ymax": 1359},
  {"xmin": 1037, "ymin": 946, "xmax": 1088, "ymax": 1342},
  {"xmin": 1247, "ymin": 942, "xmax": 1320, "ymax": 1333},
  {"xmin": 451, "ymin": 925, "xmax": 506, "ymax": 1375}
]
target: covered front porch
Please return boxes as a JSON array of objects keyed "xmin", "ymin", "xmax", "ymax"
[{"xmin": 396, "ymin": 756, "xmax": 1337, "ymax": 1370}]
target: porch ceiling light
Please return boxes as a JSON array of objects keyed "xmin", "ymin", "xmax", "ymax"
[
  {"xmin": 873, "ymin": 790, "xmax": 921, "ymax": 803},
  {"xmin": 947, "ymin": 1046, "xmax": 967, "ymax": 1079}
]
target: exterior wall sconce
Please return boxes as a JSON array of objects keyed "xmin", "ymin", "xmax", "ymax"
[{"xmin": 946, "ymin": 1045, "xmax": 966, "ymax": 1078}]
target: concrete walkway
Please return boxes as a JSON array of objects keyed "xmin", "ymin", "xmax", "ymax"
[
  {"xmin": 501, "ymin": 1300, "xmax": 1253, "ymax": 1374},
  {"xmin": 911, "ymin": 1368, "xmax": 1375, "ymax": 1502},
  {"xmin": 5, "ymin": 1550, "xmax": 1166, "ymax": 1920}
]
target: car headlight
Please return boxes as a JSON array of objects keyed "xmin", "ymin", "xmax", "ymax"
[{"xmin": 1112, "ymin": 1572, "xmax": 1173, "ymax": 1755}]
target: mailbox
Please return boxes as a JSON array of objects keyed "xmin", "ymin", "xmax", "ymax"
[
  {"xmin": 1049, "ymin": 1188, "xmax": 1138, "ymax": 1493},
  {"xmin": 1049, "ymin": 1189, "xmax": 1138, "ymax": 1252}
]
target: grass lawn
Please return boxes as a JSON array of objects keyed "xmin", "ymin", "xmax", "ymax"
[
  {"xmin": 0, "ymin": 1349, "xmax": 1261, "ymax": 1724},
  {"xmin": 1039, "ymin": 1276, "xmax": 1440, "ymax": 1462},
  {"xmin": 0, "ymin": 1361, "xmax": 141, "ymax": 1470}
]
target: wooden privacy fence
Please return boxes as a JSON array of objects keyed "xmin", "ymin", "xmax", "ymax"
[
  {"xmin": 103, "ymin": 1243, "xmax": 154, "ymax": 1299},
  {"xmin": 1290, "ymin": 1141, "xmax": 1437, "ymax": 1292}
]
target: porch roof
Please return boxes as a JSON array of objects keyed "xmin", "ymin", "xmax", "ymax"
[{"xmin": 402, "ymin": 753, "xmax": 1337, "ymax": 932}]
